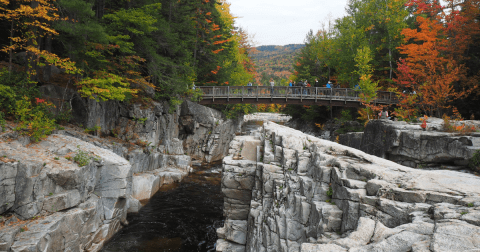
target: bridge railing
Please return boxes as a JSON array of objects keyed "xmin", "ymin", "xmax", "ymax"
[{"xmin": 196, "ymin": 86, "xmax": 398, "ymax": 104}]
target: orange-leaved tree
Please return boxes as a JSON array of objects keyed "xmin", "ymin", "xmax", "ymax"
[{"xmin": 395, "ymin": 0, "xmax": 480, "ymax": 117}]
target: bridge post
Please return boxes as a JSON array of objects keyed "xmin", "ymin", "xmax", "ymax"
[
  {"xmin": 300, "ymin": 87, "xmax": 303, "ymax": 102},
  {"xmin": 227, "ymin": 86, "xmax": 230, "ymax": 102},
  {"xmin": 330, "ymin": 88, "xmax": 332, "ymax": 104},
  {"xmin": 315, "ymin": 87, "xmax": 318, "ymax": 103},
  {"xmin": 286, "ymin": 87, "xmax": 288, "ymax": 102},
  {"xmin": 212, "ymin": 86, "xmax": 215, "ymax": 102},
  {"xmin": 389, "ymin": 92, "xmax": 392, "ymax": 104},
  {"xmin": 242, "ymin": 86, "xmax": 244, "ymax": 102},
  {"xmin": 345, "ymin": 88, "xmax": 347, "ymax": 104},
  {"xmin": 256, "ymin": 86, "xmax": 258, "ymax": 102}
]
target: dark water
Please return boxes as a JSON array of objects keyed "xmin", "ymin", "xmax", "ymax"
[{"xmin": 101, "ymin": 163, "xmax": 224, "ymax": 252}]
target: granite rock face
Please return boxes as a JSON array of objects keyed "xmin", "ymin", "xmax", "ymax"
[
  {"xmin": 0, "ymin": 98, "xmax": 245, "ymax": 252},
  {"xmin": 244, "ymin": 113, "xmax": 292, "ymax": 123},
  {"xmin": 40, "ymin": 85, "xmax": 239, "ymax": 163},
  {"xmin": 0, "ymin": 93, "xmax": 244, "ymax": 251},
  {"xmin": 340, "ymin": 118, "xmax": 480, "ymax": 168},
  {"xmin": 0, "ymin": 135, "xmax": 132, "ymax": 251},
  {"xmin": 217, "ymin": 121, "xmax": 480, "ymax": 252},
  {"xmin": 0, "ymin": 132, "xmax": 193, "ymax": 252},
  {"xmin": 180, "ymin": 101, "xmax": 240, "ymax": 163}
]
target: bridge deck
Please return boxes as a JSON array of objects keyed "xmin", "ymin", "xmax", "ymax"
[{"xmin": 196, "ymin": 86, "xmax": 398, "ymax": 107}]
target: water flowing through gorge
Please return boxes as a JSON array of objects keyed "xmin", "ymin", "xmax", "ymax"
[
  {"xmin": 101, "ymin": 121, "xmax": 264, "ymax": 252},
  {"xmin": 101, "ymin": 162, "xmax": 224, "ymax": 252}
]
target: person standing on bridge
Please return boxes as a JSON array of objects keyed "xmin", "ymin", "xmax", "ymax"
[
  {"xmin": 247, "ymin": 81, "xmax": 253, "ymax": 95},
  {"xmin": 354, "ymin": 84, "xmax": 360, "ymax": 98},
  {"xmin": 297, "ymin": 80, "xmax": 303, "ymax": 96},
  {"xmin": 326, "ymin": 81, "xmax": 332, "ymax": 96},
  {"xmin": 288, "ymin": 81, "xmax": 293, "ymax": 96},
  {"xmin": 314, "ymin": 78, "xmax": 319, "ymax": 97},
  {"xmin": 326, "ymin": 81, "xmax": 332, "ymax": 88},
  {"xmin": 270, "ymin": 79, "xmax": 275, "ymax": 95},
  {"xmin": 303, "ymin": 80, "xmax": 308, "ymax": 95}
]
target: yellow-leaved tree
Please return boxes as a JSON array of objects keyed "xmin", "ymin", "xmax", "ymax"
[
  {"xmin": 0, "ymin": 0, "xmax": 79, "ymax": 76},
  {"xmin": 354, "ymin": 46, "xmax": 380, "ymax": 122}
]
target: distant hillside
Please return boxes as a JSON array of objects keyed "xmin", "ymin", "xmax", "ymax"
[
  {"xmin": 255, "ymin": 44, "xmax": 305, "ymax": 53},
  {"xmin": 250, "ymin": 44, "xmax": 304, "ymax": 85}
]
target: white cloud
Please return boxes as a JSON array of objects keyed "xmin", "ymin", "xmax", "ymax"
[{"xmin": 229, "ymin": 0, "xmax": 348, "ymax": 46}]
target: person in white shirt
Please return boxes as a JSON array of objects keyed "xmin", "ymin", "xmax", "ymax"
[{"xmin": 270, "ymin": 79, "xmax": 274, "ymax": 95}]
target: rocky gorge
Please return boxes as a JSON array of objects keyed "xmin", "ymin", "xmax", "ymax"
[
  {"xmin": 0, "ymin": 96, "xmax": 240, "ymax": 251},
  {"xmin": 216, "ymin": 121, "xmax": 480, "ymax": 252},
  {"xmin": 2, "ymin": 99, "xmax": 480, "ymax": 252}
]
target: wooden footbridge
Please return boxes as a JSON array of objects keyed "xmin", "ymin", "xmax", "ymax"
[{"xmin": 196, "ymin": 86, "xmax": 398, "ymax": 107}]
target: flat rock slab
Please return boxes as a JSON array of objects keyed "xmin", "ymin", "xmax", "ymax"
[{"xmin": 431, "ymin": 220, "xmax": 480, "ymax": 252}]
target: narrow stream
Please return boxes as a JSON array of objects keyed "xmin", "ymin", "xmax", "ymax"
[
  {"xmin": 101, "ymin": 162, "xmax": 224, "ymax": 252},
  {"xmin": 102, "ymin": 120, "xmax": 265, "ymax": 252}
]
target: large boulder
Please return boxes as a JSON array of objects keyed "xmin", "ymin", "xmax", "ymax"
[
  {"xmin": 341, "ymin": 119, "xmax": 480, "ymax": 168},
  {"xmin": 0, "ymin": 134, "xmax": 131, "ymax": 251}
]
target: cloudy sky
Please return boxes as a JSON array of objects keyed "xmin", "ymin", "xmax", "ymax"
[{"xmin": 228, "ymin": 0, "xmax": 349, "ymax": 46}]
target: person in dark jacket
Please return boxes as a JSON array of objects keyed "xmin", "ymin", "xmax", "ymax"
[{"xmin": 297, "ymin": 80, "xmax": 303, "ymax": 96}]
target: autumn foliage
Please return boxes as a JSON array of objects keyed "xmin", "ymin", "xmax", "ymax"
[
  {"xmin": 395, "ymin": 0, "xmax": 480, "ymax": 118},
  {"xmin": 0, "ymin": 0, "xmax": 78, "ymax": 75},
  {"xmin": 0, "ymin": 0, "xmax": 256, "ymax": 142}
]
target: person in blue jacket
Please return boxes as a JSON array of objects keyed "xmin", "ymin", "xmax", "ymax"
[{"xmin": 326, "ymin": 81, "xmax": 332, "ymax": 96}]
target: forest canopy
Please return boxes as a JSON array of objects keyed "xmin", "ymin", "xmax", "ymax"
[
  {"xmin": 0, "ymin": 0, "xmax": 255, "ymax": 103},
  {"xmin": 289, "ymin": 0, "xmax": 480, "ymax": 121}
]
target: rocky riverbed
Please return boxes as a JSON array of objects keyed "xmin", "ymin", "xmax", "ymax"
[{"xmin": 217, "ymin": 121, "xmax": 480, "ymax": 252}]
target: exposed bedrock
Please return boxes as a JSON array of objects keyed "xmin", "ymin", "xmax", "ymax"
[
  {"xmin": 339, "ymin": 118, "xmax": 480, "ymax": 168},
  {"xmin": 40, "ymin": 85, "xmax": 240, "ymax": 163},
  {"xmin": 0, "ymin": 94, "xmax": 240, "ymax": 251},
  {"xmin": 244, "ymin": 113, "xmax": 292, "ymax": 123},
  {"xmin": 0, "ymin": 132, "xmax": 195, "ymax": 251},
  {"xmin": 217, "ymin": 121, "xmax": 480, "ymax": 252}
]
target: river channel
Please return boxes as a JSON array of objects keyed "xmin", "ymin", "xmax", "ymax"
[
  {"xmin": 101, "ymin": 120, "xmax": 264, "ymax": 251},
  {"xmin": 101, "ymin": 162, "xmax": 224, "ymax": 252}
]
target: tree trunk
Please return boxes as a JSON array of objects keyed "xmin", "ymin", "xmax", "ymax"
[
  {"xmin": 45, "ymin": 34, "xmax": 52, "ymax": 53},
  {"xmin": 96, "ymin": 0, "xmax": 105, "ymax": 19},
  {"xmin": 8, "ymin": 21, "xmax": 13, "ymax": 74},
  {"xmin": 169, "ymin": 0, "xmax": 173, "ymax": 22},
  {"xmin": 389, "ymin": 48, "xmax": 393, "ymax": 80},
  {"xmin": 193, "ymin": 29, "xmax": 198, "ymax": 69},
  {"xmin": 28, "ymin": 1, "xmax": 40, "ymax": 82}
]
